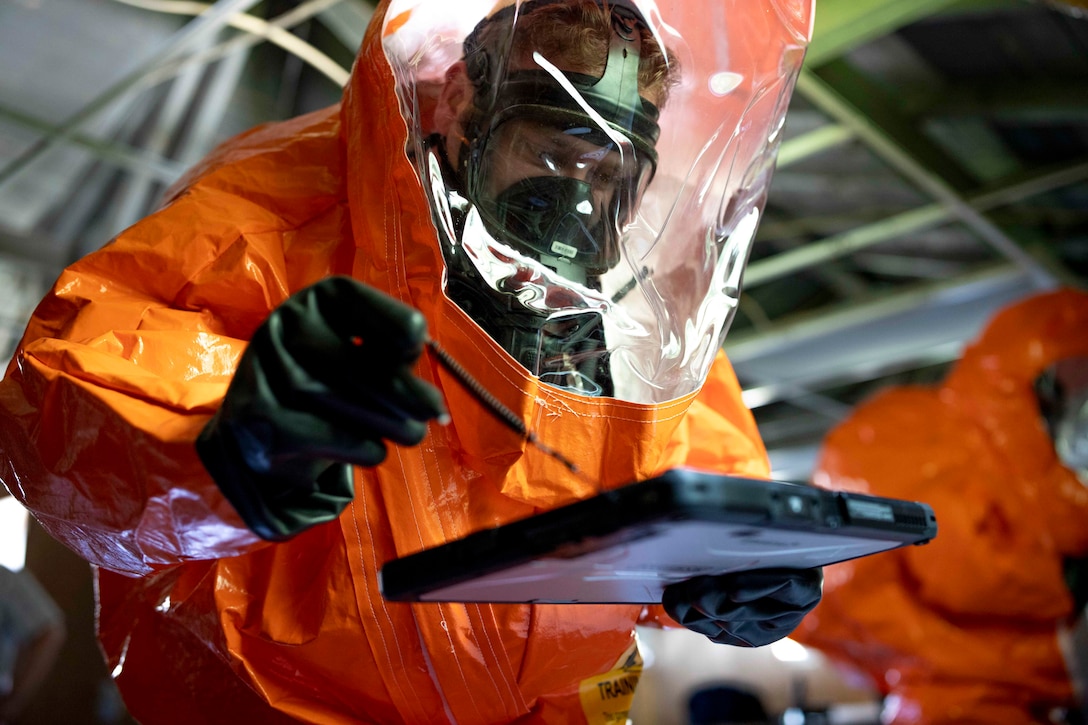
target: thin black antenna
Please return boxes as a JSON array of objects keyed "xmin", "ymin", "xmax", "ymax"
[{"xmin": 426, "ymin": 339, "xmax": 588, "ymax": 478}]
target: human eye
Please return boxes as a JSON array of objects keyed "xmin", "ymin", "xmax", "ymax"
[
  {"xmin": 512, "ymin": 134, "xmax": 561, "ymax": 173},
  {"xmin": 538, "ymin": 148, "xmax": 562, "ymax": 173},
  {"xmin": 592, "ymin": 164, "xmax": 616, "ymax": 185},
  {"xmin": 590, "ymin": 156, "xmax": 626, "ymax": 186}
]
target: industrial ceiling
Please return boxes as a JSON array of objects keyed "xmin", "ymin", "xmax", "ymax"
[{"xmin": 1, "ymin": 0, "xmax": 1085, "ymax": 482}]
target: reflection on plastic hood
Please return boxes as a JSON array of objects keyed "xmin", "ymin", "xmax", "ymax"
[{"xmin": 386, "ymin": 0, "xmax": 813, "ymax": 403}]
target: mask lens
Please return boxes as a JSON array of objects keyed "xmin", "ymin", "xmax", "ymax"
[
  {"xmin": 1056, "ymin": 394, "xmax": 1088, "ymax": 473},
  {"xmin": 1038, "ymin": 356, "xmax": 1088, "ymax": 477},
  {"xmin": 473, "ymin": 118, "xmax": 649, "ymax": 275}
]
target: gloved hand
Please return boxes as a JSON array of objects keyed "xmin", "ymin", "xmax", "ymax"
[
  {"xmin": 196, "ymin": 276, "xmax": 448, "ymax": 542},
  {"xmin": 662, "ymin": 568, "xmax": 822, "ymax": 647}
]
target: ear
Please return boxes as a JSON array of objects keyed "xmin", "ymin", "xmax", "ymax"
[{"xmin": 434, "ymin": 61, "xmax": 475, "ymax": 139}]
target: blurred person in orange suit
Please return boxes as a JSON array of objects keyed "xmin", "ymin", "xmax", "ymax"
[
  {"xmin": 794, "ymin": 289, "xmax": 1088, "ymax": 724},
  {"xmin": 0, "ymin": 1, "xmax": 822, "ymax": 723}
]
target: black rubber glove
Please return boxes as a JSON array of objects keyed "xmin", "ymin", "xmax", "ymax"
[
  {"xmin": 196, "ymin": 276, "xmax": 448, "ymax": 542},
  {"xmin": 662, "ymin": 568, "xmax": 823, "ymax": 647}
]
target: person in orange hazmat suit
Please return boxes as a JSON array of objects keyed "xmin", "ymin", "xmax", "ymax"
[
  {"xmin": 793, "ymin": 289, "xmax": 1088, "ymax": 724},
  {"xmin": 0, "ymin": 1, "xmax": 822, "ymax": 723}
]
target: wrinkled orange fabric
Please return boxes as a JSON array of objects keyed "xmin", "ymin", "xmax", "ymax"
[
  {"xmin": 794, "ymin": 289, "xmax": 1088, "ymax": 724},
  {"xmin": 0, "ymin": 3, "xmax": 780, "ymax": 724}
]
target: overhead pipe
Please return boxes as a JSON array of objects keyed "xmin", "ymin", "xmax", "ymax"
[
  {"xmin": 110, "ymin": 0, "xmax": 351, "ymax": 87},
  {"xmin": 792, "ymin": 69, "xmax": 1060, "ymax": 290},
  {"xmin": 747, "ymin": 154, "xmax": 1088, "ymax": 287},
  {"xmin": 0, "ymin": 0, "xmax": 263, "ymax": 189},
  {"xmin": 0, "ymin": 103, "xmax": 181, "ymax": 184}
]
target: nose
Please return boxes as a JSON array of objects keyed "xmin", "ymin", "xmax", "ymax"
[{"xmin": 566, "ymin": 159, "xmax": 597, "ymax": 184}]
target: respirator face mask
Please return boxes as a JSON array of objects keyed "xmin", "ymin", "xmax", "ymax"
[
  {"xmin": 472, "ymin": 117, "xmax": 652, "ymax": 283},
  {"xmin": 445, "ymin": 1, "xmax": 660, "ymax": 397},
  {"xmin": 457, "ymin": 112, "xmax": 654, "ymax": 397},
  {"xmin": 1057, "ymin": 393, "xmax": 1088, "ymax": 475},
  {"xmin": 1036, "ymin": 356, "xmax": 1088, "ymax": 479}
]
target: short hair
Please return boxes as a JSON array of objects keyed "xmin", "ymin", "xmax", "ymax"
[{"xmin": 466, "ymin": 0, "xmax": 680, "ymax": 108}]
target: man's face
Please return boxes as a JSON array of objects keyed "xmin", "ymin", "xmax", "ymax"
[
  {"xmin": 472, "ymin": 115, "xmax": 652, "ymax": 276},
  {"xmin": 483, "ymin": 118, "xmax": 634, "ymax": 212}
]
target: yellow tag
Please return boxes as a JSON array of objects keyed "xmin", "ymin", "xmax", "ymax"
[{"xmin": 578, "ymin": 640, "xmax": 643, "ymax": 725}]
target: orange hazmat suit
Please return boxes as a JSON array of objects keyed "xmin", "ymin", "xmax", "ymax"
[
  {"xmin": 794, "ymin": 289, "xmax": 1088, "ymax": 723},
  {"xmin": 0, "ymin": 0, "xmax": 815, "ymax": 722}
]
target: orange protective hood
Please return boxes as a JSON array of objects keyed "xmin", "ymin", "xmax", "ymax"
[
  {"xmin": 0, "ymin": 1, "xmax": 794, "ymax": 722},
  {"xmin": 795, "ymin": 289, "xmax": 1088, "ymax": 723},
  {"xmin": 369, "ymin": 0, "xmax": 814, "ymax": 406},
  {"xmin": 341, "ymin": 3, "xmax": 699, "ymax": 506}
]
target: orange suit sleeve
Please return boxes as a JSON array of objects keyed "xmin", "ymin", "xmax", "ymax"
[
  {"xmin": 0, "ymin": 186, "xmax": 294, "ymax": 575},
  {"xmin": 0, "ymin": 108, "xmax": 348, "ymax": 576}
]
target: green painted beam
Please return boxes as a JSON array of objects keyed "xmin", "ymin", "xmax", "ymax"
[
  {"xmin": 0, "ymin": 103, "xmax": 182, "ymax": 183},
  {"xmin": 923, "ymin": 118, "xmax": 1022, "ymax": 183},
  {"xmin": 811, "ymin": 59, "xmax": 979, "ymax": 191},
  {"xmin": 806, "ymin": 0, "xmax": 963, "ymax": 66},
  {"xmin": 805, "ymin": 0, "xmax": 1026, "ymax": 67},
  {"xmin": 775, "ymin": 124, "xmax": 855, "ymax": 168},
  {"xmin": 927, "ymin": 80, "xmax": 1088, "ymax": 122},
  {"xmin": 780, "ymin": 68, "xmax": 1077, "ymax": 288}
]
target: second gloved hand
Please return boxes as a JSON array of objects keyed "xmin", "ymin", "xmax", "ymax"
[
  {"xmin": 196, "ymin": 276, "xmax": 448, "ymax": 542},
  {"xmin": 662, "ymin": 568, "xmax": 823, "ymax": 647}
]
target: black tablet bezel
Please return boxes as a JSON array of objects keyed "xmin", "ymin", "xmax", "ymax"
[{"xmin": 378, "ymin": 469, "xmax": 937, "ymax": 603}]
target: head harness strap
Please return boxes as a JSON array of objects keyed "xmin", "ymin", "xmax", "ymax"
[{"xmin": 461, "ymin": 0, "xmax": 662, "ymax": 171}]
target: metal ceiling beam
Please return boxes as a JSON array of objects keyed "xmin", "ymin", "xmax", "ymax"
[
  {"xmin": 0, "ymin": 229, "xmax": 67, "ymax": 270},
  {"xmin": 1, "ymin": 0, "xmax": 345, "ymax": 254},
  {"xmin": 746, "ymin": 157, "xmax": 1088, "ymax": 286},
  {"xmin": 775, "ymin": 124, "xmax": 855, "ymax": 169},
  {"xmin": 46, "ymin": 92, "xmax": 169, "ymax": 257},
  {"xmin": 810, "ymin": 60, "xmax": 980, "ymax": 190},
  {"xmin": 923, "ymin": 118, "xmax": 1023, "ymax": 183},
  {"xmin": 118, "ymin": 0, "xmax": 351, "ymax": 87},
  {"xmin": 848, "ymin": 252, "xmax": 973, "ymax": 280},
  {"xmin": 749, "ymin": 204, "xmax": 947, "ymax": 286},
  {"xmin": 794, "ymin": 66, "xmax": 1060, "ymax": 289},
  {"xmin": 927, "ymin": 79, "xmax": 1088, "ymax": 122},
  {"xmin": 757, "ymin": 213, "xmax": 877, "ymax": 241},
  {"xmin": 0, "ymin": 0, "xmax": 263, "ymax": 188},
  {"xmin": 137, "ymin": 0, "xmax": 348, "ymax": 92},
  {"xmin": 107, "ymin": 35, "xmax": 214, "ymax": 237},
  {"xmin": 0, "ymin": 103, "xmax": 181, "ymax": 183},
  {"xmin": 729, "ymin": 264, "xmax": 1035, "ymax": 407},
  {"xmin": 175, "ymin": 36, "xmax": 251, "ymax": 170},
  {"xmin": 805, "ymin": 0, "xmax": 964, "ymax": 67}
]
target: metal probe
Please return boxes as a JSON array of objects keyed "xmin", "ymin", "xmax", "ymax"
[{"xmin": 425, "ymin": 339, "xmax": 587, "ymax": 478}]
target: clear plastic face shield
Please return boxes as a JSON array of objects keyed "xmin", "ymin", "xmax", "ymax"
[
  {"xmin": 383, "ymin": 0, "xmax": 813, "ymax": 403},
  {"xmin": 1036, "ymin": 356, "xmax": 1088, "ymax": 481},
  {"xmin": 472, "ymin": 117, "xmax": 653, "ymax": 281}
]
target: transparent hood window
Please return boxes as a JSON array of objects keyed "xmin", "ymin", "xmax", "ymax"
[
  {"xmin": 384, "ymin": 0, "xmax": 812, "ymax": 404},
  {"xmin": 1038, "ymin": 355, "xmax": 1088, "ymax": 480}
]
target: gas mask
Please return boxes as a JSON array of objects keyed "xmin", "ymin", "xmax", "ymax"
[
  {"xmin": 1037, "ymin": 356, "xmax": 1088, "ymax": 479},
  {"xmin": 459, "ymin": 1, "xmax": 659, "ymax": 288},
  {"xmin": 1056, "ymin": 392, "xmax": 1088, "ymax": 475},
  {"xmin": 384, "ymin": 0, "xmax": 814, "ymax": 403},
  {"xmin": 434, "ymin": 0, "xmax": 659, "ymax": 398}
]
